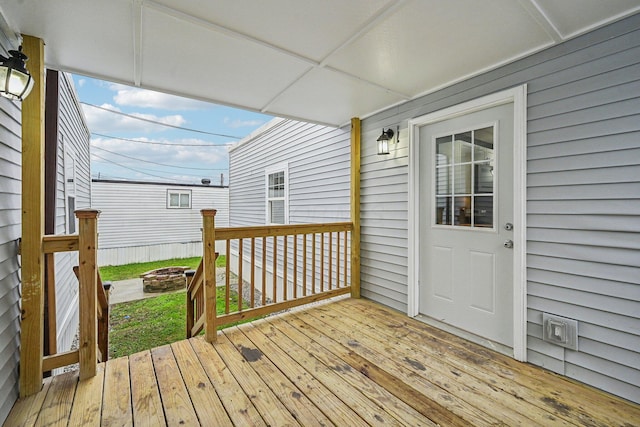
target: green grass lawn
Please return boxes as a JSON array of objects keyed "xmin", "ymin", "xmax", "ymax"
[
  {"xmin": 99, "ymin": 255, "xmax": 226, "ymax": 281},
  {"xmin": 109, "ymin": 286, "xmax": 247, "ymax": 358}
]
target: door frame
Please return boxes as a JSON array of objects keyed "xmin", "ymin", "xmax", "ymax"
[{"xmin": 407, "ymin": 85, "xmax": 528, "ymax": 361}]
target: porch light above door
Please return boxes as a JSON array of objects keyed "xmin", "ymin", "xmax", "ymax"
[
  {"xmin": 377, "ymin": 127, "xmax": 395, "ymax": 155},
  {"xmin": 0, "ymin": 46, "xmax": 34, "ymax": 101}
]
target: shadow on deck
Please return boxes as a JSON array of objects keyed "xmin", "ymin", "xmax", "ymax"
[{"xmin": 6, "ymin": 298, "xmax": 640, "ymax": 426}]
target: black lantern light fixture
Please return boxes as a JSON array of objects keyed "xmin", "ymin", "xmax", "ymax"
[
  {"xmin": 0, "ymin": 46, "xmax": 34, "ymax": 101},
  {"xmin": 376, "ymin": 127, "xmax": 396, "ymax": 155}
]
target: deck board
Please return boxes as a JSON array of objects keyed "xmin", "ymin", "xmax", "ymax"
[{"xmin": 6, "ymin": 298, "xmax": 640, "ymax": 426}]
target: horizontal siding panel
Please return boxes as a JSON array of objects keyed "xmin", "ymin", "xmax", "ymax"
[
  {"xmin": 528, "ymin": 114, "xmax": 640, "ymax": 146},
  {"xmin": 527, "ymin": 227, "xmax": 640, "ymax": 249},
  {"xmin": 565, "ymin": 363, "xmax": 639, "ymax": 404},
  {"xmin": 527, "ymin": 241, "xmax": 639, "ymax": 267},
  {"xmin": 528, "ymin": 132, "xmax": 640, "ymax": 162},
  {"xmin": 527, "ymin": 182, "xmax": 640, "ymax": 200},
  {"xmin": 528, "ymin": 165, "xmax": 640, "ymax": 187},
  {"xmin": 528, "ymin": 268, "xmax": 639, "ymax": 300},
  {"xmin": 527, "ymin": 63, "xmax": 640, "ymax": 109},
  {"xmin": 527, "ymin": 148, "xmax": 640, "ymax": 173},
  {"xmin": 528, "ymin": 281, "xmax": 639, "ymax": 318},
  {"xmin": 527, "ymin": 214, "xmax": 640, "ymax": 232},
  {"xmin": 527, "ymin": 254, "xmax": 639, "ymax": 285},
  {"xmin": 578, "ymin": 337, "xmax": 639, "ymax": 370},
  {"xmin": 528, "ymin": 97, "xmax": 640, "ymax": 133}
]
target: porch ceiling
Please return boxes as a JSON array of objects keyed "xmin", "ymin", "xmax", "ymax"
[{"xmin": 1, "ymin": 0, "xmax": 639, "ymax": 126}]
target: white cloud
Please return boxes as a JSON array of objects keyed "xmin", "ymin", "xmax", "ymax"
[
  {"xmin": 223, "ymin": 117, "xmax": 266, "ymax": 128},
  {"xmin": 111, "ymin": 84, "xmax": 210, "ymax": 111},
  {"xmin": 77, "ymin": 79, "xmax": 86, "ymax": 87},
  {"xmin": 82, "ymin": 103, "xmax": 187, "ymax": 133}
]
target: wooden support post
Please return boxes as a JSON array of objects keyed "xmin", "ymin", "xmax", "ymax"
[
  {"xmin": 202, "ymin": 209, "xmax": 218, "ymax": 343},
  {"xmin": 76, "ymin": 209, "xmax": 100, "ymax": 381},
  {"xmin": 19, "ymin": 35, "xmax": 46, "ymax": 398},
  {"xmin": 350, "ymin": 118, "xmax": 361, "ymax": 298}
]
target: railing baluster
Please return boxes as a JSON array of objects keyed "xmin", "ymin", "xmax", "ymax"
[
  {"xmin": 262, "ymin": 237, "xmax": 267, "ymax": 306},
  {"xmin": 283, "ymin": 235, "xmax": 288, "ymax": 301},
  {"xmin": 320, "ymin": 232, "xmax": 324, "ymax": 293},
  {"xmin": 238, "ymin": 238, "xmax": 243, "ymax": 311},
  {"xmin": 225, "ymin": 239, "xmax": 231, "ymax": 314},
  {"xmin": 336, "ymin": 231, "xmax": 340, "ymax": 289},
  {"xmin": 328, "ymin": 232, "xmax": 332, "ymax": 291},
  {"xmin": 250, "ymin": 237, "xmax": 255, "ymax": 308},
  {"xmin": 344, "ymin": 230, "xmax": 348, "ymax": 287},
  {"xmin": 303, "ymin": 234, "xmax": 307, "ymax": 297},
  {"xmin": 312, "ymin": 233, "xmax": 316, "ymax": 294},
  {"xmin": 293, "ymin": 235, "xmax": 298, "ymax": 299},
  {"xmin": 272, "ymin": 236, "xmax": 277, "ymax": 303}
]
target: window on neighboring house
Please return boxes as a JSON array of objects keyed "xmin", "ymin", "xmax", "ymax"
[
  {"xmin": 167, "ymin": 190, "xmax": 191, "ymax": 209},
  {"xmin": 265, "ymin": 164, "xmax": 288, "ymax": 224},
  {"xmin": 64, "ymin": 144, "xmax": 77, "ymax": 234}
]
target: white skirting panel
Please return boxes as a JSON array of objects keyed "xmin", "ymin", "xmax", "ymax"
[{"xmin": 98, "ymin": 241, "xmax": 227, "ymax": 266}]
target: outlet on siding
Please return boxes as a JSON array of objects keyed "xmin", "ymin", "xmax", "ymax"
[{"xmin": 542, "ymin": 313, "xmax": 579, "ymax": 351}]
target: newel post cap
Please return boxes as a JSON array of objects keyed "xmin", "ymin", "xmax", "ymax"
[
  {"xmin": 201, "ymin": 209, "xmax": 217, "ymax": 217},
  {"xmin": 75, "ymin": 209, "xmax": 101, "ymax": 219}
]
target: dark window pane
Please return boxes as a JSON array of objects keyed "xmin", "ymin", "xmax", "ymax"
[
  {"xmin": 435, "ymin": 197, "xmax": 452, "ymax": 225},
  {"xmin": 474, "ymin": 196, "xmax": 493, "ymax": 227},
  {"xmin": 454, "ymin": 196, "xmax": 471, "ymax": 226}
]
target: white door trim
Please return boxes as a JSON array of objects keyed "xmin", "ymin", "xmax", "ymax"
[{"xmin": 407, "ymin": 85, "xmax": 527, "ymax": 361}]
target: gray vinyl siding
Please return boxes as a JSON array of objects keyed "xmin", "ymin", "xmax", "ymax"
[
  {"xmin": 0, "ymin": 45, "xmax": 22, "ymax": 422},
  {"xmin": 229, "ymin": 118, "xmax": 351, "ymax": 226},
  {"xmin": 360, "ymin": 13, "xmax": 640, "ymax": 403},
  {"xmin": 53, "ymin": 72, "xmax": 91, "ymax": 354},
  {"xmin": 91, "ymin": 181, "xmax": 229, "ymax": 264}
]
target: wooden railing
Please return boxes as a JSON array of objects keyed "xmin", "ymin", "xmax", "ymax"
[
  {"xmin": 40, "ymin": 210, "xmax": 108, "ymax": 380},
  {"xmin": 187, "ymin": 209, "xmax": 353, "ymax": 341}
]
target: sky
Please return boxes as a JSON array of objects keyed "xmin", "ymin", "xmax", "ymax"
[{"xmin": 72, "ymin": 74, "xmax": 273, "ymax": 186}]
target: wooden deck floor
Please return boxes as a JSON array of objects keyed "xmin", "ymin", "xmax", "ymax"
[{"xmin": 6, "ymin": 297, "xmax": 640, "ymax": 426}]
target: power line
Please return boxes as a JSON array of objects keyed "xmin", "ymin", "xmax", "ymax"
[
  {"xmin": 91, "ymin": 153, "xmax": 195, "ymax": 183},
  {"xmin": 92, "ymin": 132, "xmax": 230, "ymax": 147},
  {"xmin": 92, "ymin": 145, "xmax": 228, "ymax": 171},
  {"xmin": 81, "ymin": 102, "xmax": 243, "ymax": 139}
]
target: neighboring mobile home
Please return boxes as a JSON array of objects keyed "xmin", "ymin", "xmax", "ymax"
[
  {"xmin": 0, "ymin": 42, "xmax": 91, "ymax": 422},
  {"xmin": 228, "ymin": 14, "xmax": 640, "ymax": 403},
  {"xmin": 91, "ymin": 179, "xmax": 229, "ymax": 266}
]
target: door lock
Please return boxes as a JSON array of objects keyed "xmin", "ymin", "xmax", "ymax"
[
  {"xmin": 504, "ymin": 222, "xmax": 513, "ymax": 231},
  {"xmin": 504, "ymin": 240, "xmax": 514, "ymax": 249}
]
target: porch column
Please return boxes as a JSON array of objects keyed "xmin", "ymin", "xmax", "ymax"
[
  {"xmin": 202, "ymin": 209, "xmax": 218, "ymax": 343},
  {"xmin": 350, "ymin": 117, "xmax": 361, "ymax": 298},
  {"xmin": 19, "ymin": 35, "xmax": 45, "ymax": 397}
]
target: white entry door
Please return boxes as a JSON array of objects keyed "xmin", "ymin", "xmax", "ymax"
[{"xmin": 418, "ymin": 102, "xmax": 514, "ymax": 348}]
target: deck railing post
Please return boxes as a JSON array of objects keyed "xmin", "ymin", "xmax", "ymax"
[
  {"xmin": 76, "ymin": 209, "xmax": 100, "ymax": 380},
  {"xmin": 202, "ymin": 209, "xmax": 218, "ymax": 343}
]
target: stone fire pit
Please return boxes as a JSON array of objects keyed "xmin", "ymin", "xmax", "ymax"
[{"xmin": 141, "ymin": 266, "xmax": 188, "ymax": 293}]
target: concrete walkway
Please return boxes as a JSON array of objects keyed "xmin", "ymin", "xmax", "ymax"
[{"xmin": 108, "ymin": 278, "xmax": 186, "ymax": 305}]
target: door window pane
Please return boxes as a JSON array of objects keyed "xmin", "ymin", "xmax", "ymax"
[
  {"xmin": 454, "ymin": 131, "xmax": 472, "ymax": 163},
  {"xmin": 434, "ymin": 126, "xmax": 495, "ymax": 229},
  {"xmin": 435, "ymin": 197, "xmax": 452, "ymax": 225},
  {"xmin": 436, "ymin": 136, "xmax": 453, "ymax": 166}
]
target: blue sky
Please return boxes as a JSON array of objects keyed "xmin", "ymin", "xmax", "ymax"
[{"xmin": 72, "ymin": 74, "xmax": 272, "ymax": 185}]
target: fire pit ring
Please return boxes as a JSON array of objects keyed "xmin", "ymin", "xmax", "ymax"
[{"xmin": 140, "ymin": 266, "xmax": 188, "ymax": 293}]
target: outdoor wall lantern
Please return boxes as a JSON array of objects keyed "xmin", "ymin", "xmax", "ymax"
[
  {"xmin": 377, "ymin": 127, "xmax": 397, "ymax": 155},
  {"xmin": 0, "ymin": 46, "xmax": 34, "ymax": 101}
]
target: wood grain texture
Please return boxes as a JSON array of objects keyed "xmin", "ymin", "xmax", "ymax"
[{"xmin": 5, "ymin": 299, "xmax": 640, "ymax": 426}]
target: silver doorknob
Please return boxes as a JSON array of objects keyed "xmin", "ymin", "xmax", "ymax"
[
  {"xmin": 504, "ymin": 222, "xmax": 513, "ymax": 231},
  {"xmin": 504, "ymin": 240, "xmax": 514, "ymax": 249}
]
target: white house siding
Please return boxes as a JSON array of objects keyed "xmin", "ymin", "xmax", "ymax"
[
  {"xmin": 53, "ymin": 72, "xmax": 91, "ymax": 354},
  {"xmin": 91, "ymin": 180, "xmax": 229, "ymax": 266},
  {"xmin": 360, "ymin": 14, "xmax": 640, "ymax": 403},
  {"xmin": 228, "ymin": 119, "xmax": 351, "ymax": 298},
  {"xmin": 0, "ymin": 43, "xmax": 22, "ymax": 422}
]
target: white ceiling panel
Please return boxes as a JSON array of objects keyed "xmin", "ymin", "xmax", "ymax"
[
  {"xmin": 140, "ymin": 5, "xmax": 312, "ymax": 112},
  {"xmin": 326, "ymin": 0, "xmax": 554, "ymax": 97},
  {"xmin": 534, "ymin": 0, "xmax": 640, "ymax": 38},
  {"xmin": 149, "ymin": 0, "xmax": 394, "ymax": 62},
  {"xmin": 267, "ymin": 67, "xmax": 406, "ymax": 126},
  {"xmin": 1, "ymin": 0, "xmax": 639, "ymax": 126}
]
